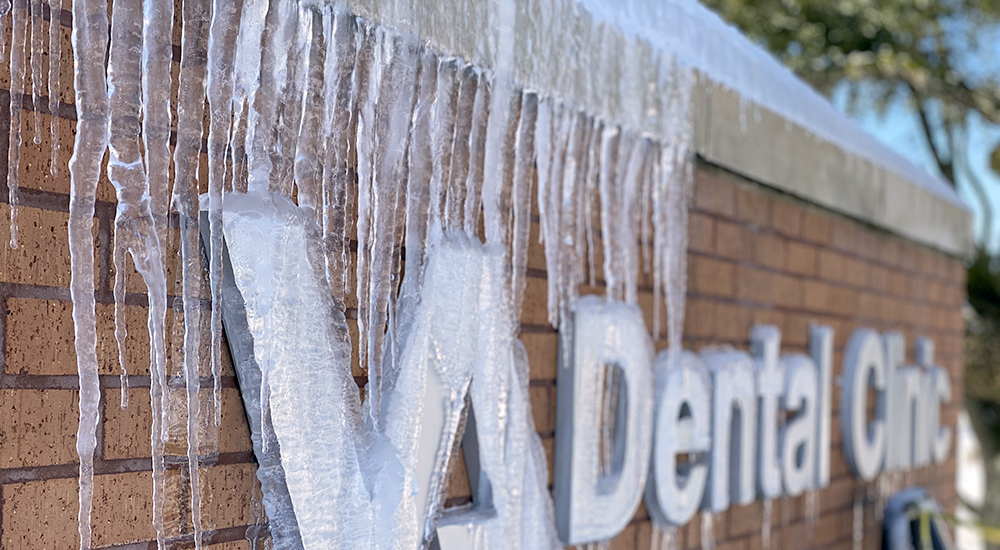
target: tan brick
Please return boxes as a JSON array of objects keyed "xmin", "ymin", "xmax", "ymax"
[
  {"xmin": 694, "ymin": 172, "xmax": 735, "ymax": 216},
  {"xmin": 771, "ymin": 199, "xmax": 801, "ymax": 237},
  {"xmin": 786, "ymin": 241, "xmax": 816, "ymax": 276},
  {"xmin": 0, "ymin": 389, "xmax": 78, "ymax": 468},
  {"xmin": 0, "ymin": 205, "xmax": 97, "ymax": 287},
  {"xmin": 2, "ymin": 477, "xmax": 79, "ymax": 550},
  {"xmin": 530, "ymin": 385, "xmax": 553, "ymax": 433},
  {"xmin": 716, "ymin": 220, "xmax": 754, "ymax": 262},
  {"xmin": 6, "ymin": 297, "xmax": 76, "ymax": 375},
  {"xmin": 689, "ymin": 212, "xmax": 715, "ymax": 254},
  {"xmin": 772, "ymin": 273, "xmax": 802, "ymax": 309},
  {"xmin": 685, "ymin": 297, "xmax": 716, "ymax": 339},
  {"xmin": 736, "ymin": 265, "xmax": 772, "ymax": 304},
  {"xmin": 520, "ymin": 331, "xmax": 557, "ymax": 381},
  {"xmin": 693, "ymin": 256, "xmax": 734, "ymax": 298},
  {"xmin": 754, "ymin": 233, "xmax": 785, "ymax": 270},
  {"xmin": 716, "ymin": 302, "xmax": 751, "ymax": 343},
  {"xmin": 818, "ymin": 249, "xmax": 847, "ymax": 283},
  {"xmin": 801, "ymin": 210, "xmax": 831, "ymax": 244},
  {"xmin": 734, "ymin": 185, "xmax": 771, "ymax": 227},
  {"xmin": 802, "ymin": 280, "xmax": 829, "ymax": 312}
]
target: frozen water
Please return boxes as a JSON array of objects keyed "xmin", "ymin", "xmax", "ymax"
[{"xmin": 62, "ymin": 0, "xmax": 702, "ymax": 546}]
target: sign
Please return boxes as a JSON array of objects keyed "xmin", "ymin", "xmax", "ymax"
[{"xmin": 552, "ymin": 299, "xmax": 952, "ymax": 545}]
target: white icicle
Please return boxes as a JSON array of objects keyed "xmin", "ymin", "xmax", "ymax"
[
  {"xmin": 29, "ymin": 0, "xmax": 42, "ymax": 145},
  {"xmin": 510, "ymin": 92, "xmax": 537, "ymax": 318},
  {"xmin": 853, "ymin": 492, "xmax": 864, "ymax": 550},
  {"xmin": 140, "ymin": 0, "xmax": 173, "ymax": 541},
  {"xmin": 206, "ymin": 0, "xmax": 245, "ymax": 428},
  {"xmin": 701, "ymin": 511, "xmax": 715, "ymax": 550},
  {"xmin": 293, "ymin": 7, "xmax": 326, "ymax": 220},
  {"xmin": 47, "ymin": 0, "xmax": 62, "ymax": 176},
  {"xmin": 761, "ymin": 498, "xmax": 773, "ymax": 550},
  {"xmin": 429, "ymin": 58, "xmax": 458, "ymax": 229},
  {"xmin": 445, "ymin": 66, "xmax": 478, "ymax": 231},
  {"xmin": 7, "ymin": 0, "xmax": 28, "ymax": 249},
  {"xmin": 319, "ymin": 8, "xmax": 359, "ymax": 305},
  {"xmin": 463, "ymin": 73, "xmax": 489, "ymax": 235},
  {"xmin": 68, "ymin": 0, "xmax": 109, "ymax": 547},
  {"xmin": 173, "ymin": 0, "xmax": 212, "ymax": 543}
]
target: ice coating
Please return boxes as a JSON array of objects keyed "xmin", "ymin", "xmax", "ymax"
[
  {"xmin": 47, "ymin": 0, "xmax": 62, "ymax": 177},
  {"xmin": 58, "ymin": 0, "xmax": 707, "ymax": 545},
  {"xmin": 68, "ymin": 0, "xmax": 110, "ymax": 545},
  {"xmin": 7, "ymin": 0, "xmax": 26, "ymax": 249}
]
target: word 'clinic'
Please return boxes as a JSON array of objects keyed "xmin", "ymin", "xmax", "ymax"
[{"xmin": 553, "ymin": 296, "xmax": 953, "ymax": 546}]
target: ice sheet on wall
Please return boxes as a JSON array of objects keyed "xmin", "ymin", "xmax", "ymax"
[{"xmin": 58, "ymin": 0, "xmax": 696, "ymax": 547}]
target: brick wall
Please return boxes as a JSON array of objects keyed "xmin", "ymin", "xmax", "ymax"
[{"xmin": 0, "ymin": 4, "xmax": 965, "ymax": 550}]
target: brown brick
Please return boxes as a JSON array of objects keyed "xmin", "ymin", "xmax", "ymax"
[
  {"xmin": 830, "ymin": 218, "xmax": 858, "ymax": 252},
  {"xmin": 771, "ymin": 199, "xmax": 801, "ymax": 237},
  {"xmin": 0, "ymin": 389, "xmax": 78, "ymax": 468},
  {"xmin": 716, "ymin": 220, "xmax": 754, "ymax": 262},
  {"xmin": 786, "ymin": 241, "xmax": 817, "ymax": 276},
  {"xmin": 802, "ymin": 280, "xmax": 829, "ymax": 312},
  {"xmin": 801, "ymin": 210, "xmax": 831, "ymax": 244},
  {"xmin": 772, "ymin": 273, "xmax": 802, "ymax": 309},
  {"xmin": 694, "ymin": 172, "xmax": 735, "ymax": 217},
  {"xmin": 0, "ymin": 205, "xmax": 96, "ymax": 287},
  {"xmin": 520, "ymin": 331, "xmax": 557, "ymax": 381},
  {"xmin": 737, "ymin": 265, "xmax": 773, "ymax": 304},
  {"xmin": 685, "ymin": 298, "xmax": 716, "ymax": 339},
  {"xmin": 734, "ymin": 185, "xmax": 771, "ymax": 227},
  {"xmin": 530, "ymin": 385, "xmax": 553, "ymax": 433},
  {"xmin": 693, "ymin": 256, "xmax": 735, "ymax": 298},
  {"xmin": 6, "ymin": 297, "xmax": 76, "ymax": 375},
  {"xmin": 689, "ymin": 212, "xmax": 715, "ymax": 254},
  {"xmin": 818, "ymin": 250, "xmax": 847, "ymax": 283},
  {"xmin": 754, "ymin": 233, "xmax": 785, "ymax": 270},
  {"xmin": 716, "ymin": 302, "xmax": 751, "ymax": 343},
  {"xmin": 2, "ymin": 477, "xmax": 79, "ymax": 550}
]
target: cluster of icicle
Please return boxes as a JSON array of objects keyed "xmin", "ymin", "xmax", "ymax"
[{"xmin": 51, "ymin": 0, "xmax": 696, "ymax": 546}]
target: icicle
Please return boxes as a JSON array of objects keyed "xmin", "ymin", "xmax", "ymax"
[
  {"xmin": 701, "ymin": 511, "xmax": 715, "ymax": 550},
  {"xmin": 47, "ymin": 0, "xmax": 61, "ymax": 176},
  {"xmin": 853, "ymin": 492, "xmax": 864, "ymax": 550},
  {"xmin": 597, "ymin": 125, "xmax": 620, "ymax": 299},
  {"xmin": 355, "ymin": 30, "xmax": 418, "ymax": 421},
  {"xmin": 173, "ymin": 0, "xmax": 212, "ymax": 543},
  {"xmin": 271, "ymin": 5, "xmax": 311, "ymax": 198},
  {"xmin": 293, "ymin": 8, "xmax": 326, "ymax": 219},
  {"xmin": 140, "ymin": 0, "xmax": 173, "ymax": 542},
  {"xmin": 398, "ymin": 48, "xmax": 437, "ymax": 310},
  {"xmin": 68, "ymin": 0, "xmax": 109, "ymax": 546},
  {"xmin": 651, "ymin": 524, "xmax": 677, "ymax": 550},
  {"xmin": 246, "ymin": 0, "xmax": 297, "ymax": 194},
  {"xmin": 319, "ymin": 8, "xmax": 359, "ymax": 304},
  {"xmin": 583, "ymin": 119, "xmax": 601, "ymax": 288},
  {"xmin": 429, "ymin": 58, "xmax": 458, "ymax": 228},
  {"xmin": 206, "ymin": 0, "xmax": 246, "ymax": 428},
  {"xmin": 7, "ymin": 0, "xmax": 28, "ymax": 249},
  {"xmin": 510, "ymin": 92, "xmax": 538, "ymax": 318},
  {"xmin": 761, "ymin": 498, "xmax": 773, "ymax": 550},
  {"xmin": 29, "ymin": 0, "xmax": 42, "ymax": 145},
  {"xmin": 463, "ymin": 73, "xmax": 489, "ymax": 235},
  {"xmin": 444, "ymin": 65, "xmax": 478, "ymax": 231},
  {"xmin": 805, "ymin": 487, "xmax": 819, "ymax": 543}
]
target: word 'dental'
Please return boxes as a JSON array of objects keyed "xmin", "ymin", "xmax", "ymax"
[{"xmin": 554, "ymin": 296, "xmax": 952, "ymax": 545}]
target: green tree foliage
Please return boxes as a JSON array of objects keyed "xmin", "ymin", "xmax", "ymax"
[{"xmin": 703, "ymin": 0, "xmax": 1000, "ymax": 196}]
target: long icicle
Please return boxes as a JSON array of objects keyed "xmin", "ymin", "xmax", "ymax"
[
  {"xmin": 68, "ymin": 0, "xmax": 110, "ymax": 546},
  {"xmin": 206, "ymin": 0, "xmax": 244, "ymax": 428},
  {"xmin": 7, "ymin": 0, "xmax": 28, "ymax": 249},
  {"xmin": 29, "ymin": 0, "xmax": 42, "ymax": 144},
  {"xmin": 141, "ymin": 0, "xmax": 174, "ymax": 542},
  {"xmin": 173, "ymin": 0, "xmax": 212, "ymax": 544},
  {"xmin": 47, "ymin": 0, "xmax": 62, "ymax": 176}
]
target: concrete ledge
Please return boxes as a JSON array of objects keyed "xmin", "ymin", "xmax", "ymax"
[
  {"xmin": 341, "ymin": 0, "xmax": 974, "ymax": 258},
  {"xmin": 695, "ymin": 83, "xmax": 974, "ymax": 257}
]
